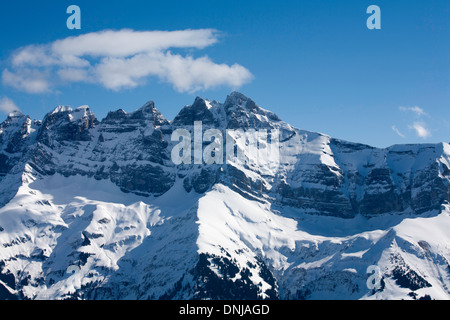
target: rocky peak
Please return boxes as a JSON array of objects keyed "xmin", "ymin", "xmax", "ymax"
[
  {"xmin": 43, "ymin": 105, "xmax": 89, "ymax": 127},
  {"xmin": 6, "ymin": 109, "xmax": 26, "ymax": 118},
  {"xmin": 37, "ymin": 105, "xmax": 98, "ymax": 145},
  {"xmin": 223, "ymin": 92, "xmax": 280, "ymax": 129},
  {"xmin": 172, "ymin": 97, "xmax": 217, "ymax": 126},
  {"xmin": 50, "ymin": 105, "xmax": 72, "ymax": 114},
  {"xmin": 1, "ymin": 113, "xmax": 21, "ymax": 128},
  {"xmin": 102, "ymin": 109, "xmax": 128, "ymax": 124},
  {"xmin": 1, "ymin": 111, "xmax": 28, "ymax": 128},
  {"xmin": 101, "ymin": 101, "xmax": 168, "ymax": 130},
  {"xmin": 131, "ymin": 101, "xmax": 168, "ymax": 126},
  {"xmin": 0, "ymin": 112, "xmax": 33, "ymax": 153}
]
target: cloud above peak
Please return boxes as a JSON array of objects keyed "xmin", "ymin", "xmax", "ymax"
[
  {"xmin": 393, "ymin": 105, "xmax": 433, "ymax": 140},
  {"xmin": 0, "ymin": 97, "xmax": 21, "ymax": 114},
  {"xmin": 409, "ymin": 122, "xmax": 432, "ymax": 139},
  {"xmin": 2, "ymin": 29, "xmax": 253, "ymax": 93}
]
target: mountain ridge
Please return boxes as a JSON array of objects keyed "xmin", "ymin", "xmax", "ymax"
[
  {"xmin": 2, "ymin": 91, "xmax": 448, "ymax": 216},
  {"xmin": 0, "ymin": 92, "xmax": 449, "ymax": 300}
]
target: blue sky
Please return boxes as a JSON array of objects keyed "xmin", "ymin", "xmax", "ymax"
[{"xmin": 0, "ymin": 0, "xmax": 448, "ymax": 148}]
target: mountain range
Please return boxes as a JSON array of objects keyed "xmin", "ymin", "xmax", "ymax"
[{"xmin": 0, "ymin": 92, "xmax": 449, "ymax": 300}]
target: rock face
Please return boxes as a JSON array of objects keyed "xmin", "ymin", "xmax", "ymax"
[
  {"xmin": 2, "ymin": 93, "xmax": 448, "ymax": 218},
  {"xmin": 0, "ymin": 92, "xmax": 449, "ymax": 300}
]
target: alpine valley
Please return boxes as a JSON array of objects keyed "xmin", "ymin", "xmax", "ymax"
[{"xmin": 0, "ymin": 92, "xmax": 449, "ymax": 300}]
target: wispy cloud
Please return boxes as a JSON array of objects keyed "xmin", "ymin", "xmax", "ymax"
[
  {"xmin": 409, "ymin": 122, "xmax": 432, "ymax": 139},
  {"xmin": 0, "ymin": 97, "xmax": 21, "ymax": 114},
  {"xmin": 2, "ymin": 29, "xmax": 253, "ymax": 93},
  {"xmin": 2, "ymin": 69, "xmax": 50, "ymax": 94},
  {"xmin": 391, "ymin": 125, "xmax": 406, "ymax": 138},
  {"xmin": 394, "ymin": 105, "xmax": 433, "ymax": 140},
  {"xmin": 399, "ymin": 106, "xmax": 428, "ymax": 117}
]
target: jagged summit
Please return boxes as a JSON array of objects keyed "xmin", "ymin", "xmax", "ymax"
[
  {"xmin": 224, "ymin": 91, "xmax": 278, "ymax": 118},
  {"xmin": 0, "ymin": 92, "xmax": 447, "ymax": 216},
  {"xmin": 1, "ymin": 91, "xmax": 273, "ymax": 133},
  {"xmin": 223, "ymin": 92, "xmax": 281, "ymax": 129},
  {"xmin": 49, "ymin": 105, "xmax": 73, "ymax": 114},
  {"xmin": 6, "ymin": 110, "xmax": 24, "ymax": 118},
  {"xmin": 102, "ymin": 101, "xmax": 169, "ymax": 129},
  {"xmin": 172, "ymin": 96, "xmax": 217, "ymax": 126},
  {"xmin": 170, "ymin": 92, "xmax": 282, "ymax": 130}
]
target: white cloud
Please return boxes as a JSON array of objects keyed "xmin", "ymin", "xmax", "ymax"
[
  {"xmin": 391, "ymin": 125, "xmax": 406, "ymax": 138},
  {"xmin": 2, "ymin": 69, "xmax": 50, "ymax": 94},
  {"xmin": 2, "ymin": 29, "xmax": 252, "ymax": 93},
  {"xmin": 0, "ymin": 97, "xmax": 21, "ymax": 114},
  {"xmin": 399, "ymin": 106, "xmax": 427, "ymax": 117},
  {"xmin": 51, "ymin": 29, "xmax": 219, "ymax": 58},
  {"xmin": 57, "ymin": 68, "xmax": 92, "ymax": 83},
  {"xmin": 409, "ymin": 122, "xmax": 431, "ymax": 139},
  {"xmin": 12, "ymin": 45, "xmax": 58, "ymax": 67},
  {"xmin": 397, "ymin": 106, "xmax": 433, "ymax": 140},
  {"xmin": 161, "ymin": 53, "xmax": 253, "ymax": 92},
  {"xmin": 93, "ymin": 51, "xmax": 253, "ymax": 92}
]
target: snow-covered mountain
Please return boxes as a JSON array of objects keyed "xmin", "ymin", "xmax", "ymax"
[{"xmin": 0, "ymin": 92, "xmax": 449, "ymax": 300}]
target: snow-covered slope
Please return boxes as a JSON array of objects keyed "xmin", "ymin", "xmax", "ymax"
[{"xmin": 0, "ymin": 92, "xmax": 449, "ymax": 300}]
